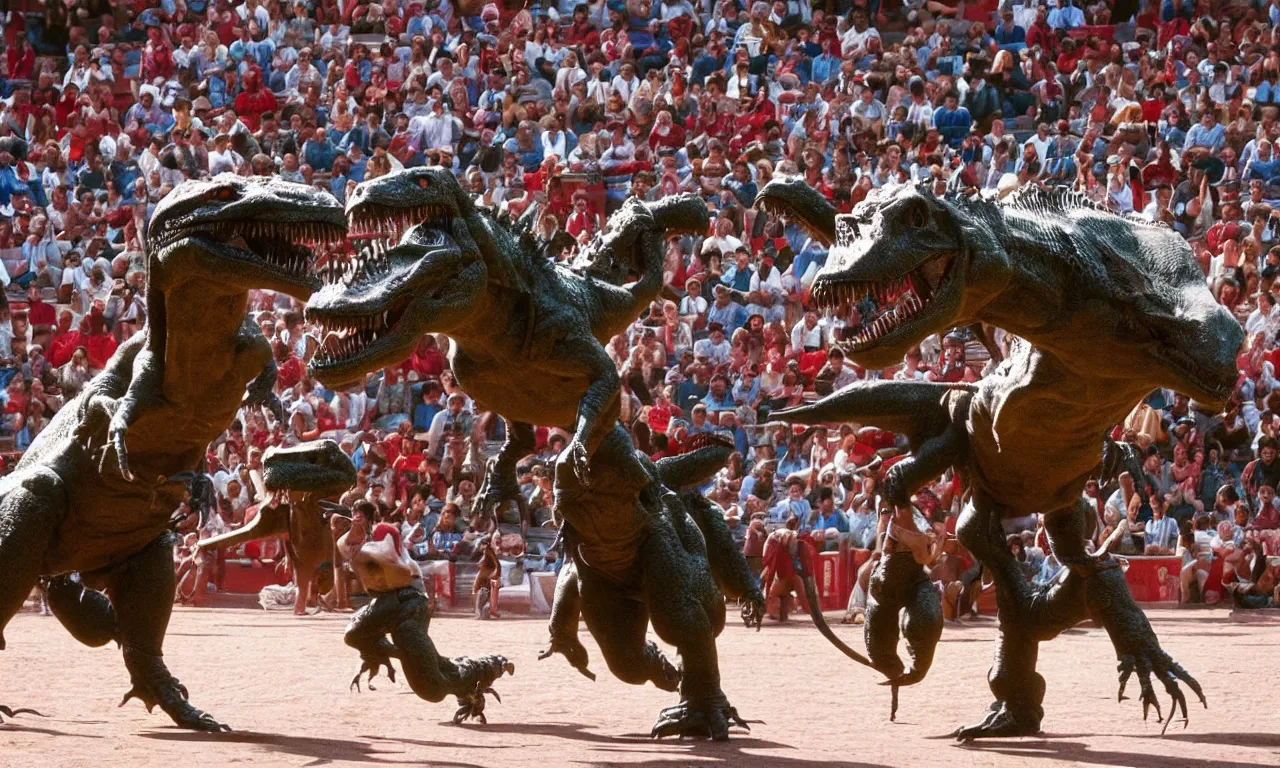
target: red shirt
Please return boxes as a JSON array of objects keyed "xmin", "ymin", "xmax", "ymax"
[
  {"xmin": 7, "ymin": 47, "xmax": 34, "ymax": 80},
  {"xmin": 50, "ymin": 330, "xmax": 84, "ymax": 367},
  {"xmin": 86, "ymin": 333, "xmax": 118, "ymax": 371},
  {"xmin": 28, "ymin": 300, "xmax": 55, "ymax": 328},
  {"xmin": 1025, "ymin": 21, "xmax": 1055, "ymax": 55},
  {"xmin": 277, "ymin": 355, "xmax": 302, "ymax": 389}
]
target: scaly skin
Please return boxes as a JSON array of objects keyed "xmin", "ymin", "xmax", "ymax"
[
  {"xmin": 196, "ymin": 440, "xmax": 357, "ymax": 615},
  {"xmin": 0, "ymin": 175, "xmax": 345, "ymax": 731},
  {"xmin": 307, "ymin": 171, "xmax": 758, "ymax": 738},
  {"xmin": 758, "ymin": 179, "xmax": 1229, "ymax": 738}
]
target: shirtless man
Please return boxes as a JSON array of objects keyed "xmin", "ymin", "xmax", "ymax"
[
  {"xmin": 339, "ymin": 504, "xmax": 514, "ymax": 723},
  {"xmin": 759, "ymin": 516, "xmax": 816, "ymax": 623}
]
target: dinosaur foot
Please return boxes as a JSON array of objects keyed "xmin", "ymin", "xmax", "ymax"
[
  {"xmin": 350, "ymin": 654, "xmax": 398, "ymax": 692},
  {"xmin": 1116, "ymin": 649, "xmax": 1206, "ymax": 735},
  {"xmin": 740, "ymin": 589, "xmax": 765, "ymax": 631},
  {"xmin": 951, "ymin": 701, "xmax": 1041, "ymax": 742},
  {"xmin": 121, "ymin": 648, "xmax": 230, "ymax": 732},
  {"xmin": 537, "ymin": 638, "xmax": 596, "ymax": 681},
  {"xmin": 0, "ymin": 705, "xmax": 45, "ymax": 724},
  {"xmin": 650, "ymin": 697, "xmax": 750, "ymax": 741},
  {"xmin": 451, "ymin": 656, "xmax": 515, "ymax": 725}
]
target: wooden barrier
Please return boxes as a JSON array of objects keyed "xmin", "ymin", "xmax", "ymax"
[{"xmin": 1121, "ymin": 556, "xmax": 1182, "ymax": 605}]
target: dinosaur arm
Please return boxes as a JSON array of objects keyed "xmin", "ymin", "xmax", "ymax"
[
  {"xmin": 565, "ymin": 338, "xmax": 622, "ymax": 459},
  {"xmin": 882, "ymin": 424, "xmax": 970, "ymax": 508}
]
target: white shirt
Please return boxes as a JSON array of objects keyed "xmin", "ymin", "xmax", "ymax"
[{"xmin": 791, "ymin": 321, "xmax": 824, "ymax": 351}]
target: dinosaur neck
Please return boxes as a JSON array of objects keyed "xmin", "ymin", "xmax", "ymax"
[
  {"xmin": 153, "ymin": 280, "xmax": 250, "ymax": 401},
  {"xmin": 446, "ymin": 281, "xmax": 510, "ymax": 355}
]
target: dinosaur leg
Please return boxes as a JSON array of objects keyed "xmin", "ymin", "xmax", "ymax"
[
  {"xmin": 951, "ymin": 498, "xmax": 1097, "ymax": 740},
  {"xmin": 107, "ymin": 535, "xmax": 229, "ymax": 731},
  {"xmin": 538, "ymin": 560, "xmax": 596, "ymax": 680},
  {"xmin": 576, "ymin": 566, "xmax": 678, "ymax": 691},
  {"xmin": 44, "ymin": 573, "xmax": 117, "ymax": 647},
  {"xmin": 344, "ymin": 592, "xmax": 402, "ymax": 691},
  {"xmin": 641, "ymin": 521, "xmax": 746, "ymax": 741},
  {"xmin": 0, "ymin": 475, "xmax": 65, "ymax": 724},
  {"xmin": 1046, "ymin": 501, "xmax": 1207, "ymax": 731},
  {"xmin": 384, "ymin": 587, "xmax": 513, "ymax": 723},
  {"xmin": 474, "ymin": 420, "xmax": 535, "ymax": 521}
]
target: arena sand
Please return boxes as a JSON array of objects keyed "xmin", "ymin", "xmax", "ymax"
[{"xmin": 2, "ymin": 607, "xmax": 1278, "ymax": 767}]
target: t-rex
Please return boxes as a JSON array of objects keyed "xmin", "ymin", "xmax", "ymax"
[
  {"xmin": 755, "ymin": 178, "xmax": 1238, "ymax": 739},
  {"xmin": 304, "ymin": 167, "xmax": 765, "ymax": 739},
  {"xmin": 194, "ymin": 440, "xmax": 357, "ymax": 615},
  {"xmin": 0, "ymin": 175, "xmax": 346, "ymax": 731}
]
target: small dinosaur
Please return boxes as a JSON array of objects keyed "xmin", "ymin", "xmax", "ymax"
[{"xmin": 194, "ymin": 440, "xmax": 357, "ymax": 615}]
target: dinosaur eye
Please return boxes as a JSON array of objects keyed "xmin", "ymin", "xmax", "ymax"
[
  {"xmin": 208, "ymin": 188, "xmax": 237, "ymax": 202},
  {"xmin": 908, "ymin": 204, "xmax": 929, "ymax": 229},
  {"xmin": 416, "ymin": 177, "xmax": 431, "ymax": 189}
]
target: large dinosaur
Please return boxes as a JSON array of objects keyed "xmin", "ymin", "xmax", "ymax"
[
  {"xmin": 305, "ymin": 167, "xmax": 765, "ymax": 739},
  {"xmin": 195, "ymin": 440, "xmax": 357, "ymax": 615},
  {"xmin": 755, "ymin": 178, "xmax": 1238, "ymax": 739},
  {"xmin": 0, "ymin": 175, "xmax": 346, "ymax": 731}
]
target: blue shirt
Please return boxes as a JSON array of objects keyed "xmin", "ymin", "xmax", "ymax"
[
  {"xmin": 1183, "ymin": 122, "xmax": 1225, "ymax": 153},
  {"xmin": 993, "ymin": 24, "xmax": 1026, "ymax": 45},
  {"xmin": 932, "ymin": 105, "xmax": 972, "ymax": 149},
  {"xmin": 769, "ymin": 497, "xmax": 810, "ymax": 524},
  {"xmin": 701, "ymin": 390, "xmax": 736, "ymax": 412},
  {"xmin": 413, "ymin": 402, "xmax": 442, "ymax": 432},
  {"xmin": 810, "ymin": 54, "xmax": 840, "ymax": 85},
  {"xmin": 303, "ymin": 136, "xmax": 338, "ymax": 172},
  {"xmin": 706, "ymin": 301, "xmax": 747, "ymax": 334},
  {"xmin": 811, "ymin": 509, "xmax": 849, "ymax": 532},
  {"xmin": 720, "ymin": 264, "xmax": 754, "ymax": 292}
]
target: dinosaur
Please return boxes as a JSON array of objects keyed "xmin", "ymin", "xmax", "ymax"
[
  {"xmin": 194, "ymin": 440, "xmax": 357, "ymax": 615},
  {"xmin": 755, "ymin": 177, "xmax": 1237, "ymax": 739},
  {"xmin": 247, "ymin": 445, "xmax": 515, "ymax": 724},
  {"xmin": 305, "ymin": 167, "xmax": 765, "ymax": 739},
  {"xmin": 0, "ymin": 175, "xmax": 346, "ymax": 731}
]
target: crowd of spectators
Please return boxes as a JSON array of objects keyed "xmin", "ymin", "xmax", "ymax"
[{"xmin": 5, "ymin": 0, "xmax": 1280, "ymax": 609}]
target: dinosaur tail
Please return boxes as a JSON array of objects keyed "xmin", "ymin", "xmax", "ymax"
[{"xmin": 796, "ymin": 553, "xmax": 877, "ymax": 671}]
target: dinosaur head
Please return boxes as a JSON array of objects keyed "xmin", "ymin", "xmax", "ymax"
[
  {"xmin": 753, "ymin": 175, "xmax": 837, "ymax": 246},
  {"xmin": 799, "ymin": 184, "xmax": 1003, "ymax": 368},
  {"xmin": 148, "ymin": 174, "xmax": 346, "ymax": 300},
  {"xmin": 306, "ymin": 167, "xmax": 493, "ymax": 388},
  {"xmin": 343, "ymin": 165, "xmax": 466, "ymax": 245},
  {"xmin": 262, "ymin": 439, "xmax": 357, "ymax": 498}
]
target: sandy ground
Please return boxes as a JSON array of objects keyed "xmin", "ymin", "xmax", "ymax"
[{"xmin": 2, "ymin": 606, "xmax": 1278, "ymax": 768}]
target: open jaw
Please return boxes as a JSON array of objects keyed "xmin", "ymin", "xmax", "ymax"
[
  {"xmin": 346, "ymin": 199, "xmax": 456, "ymax": 247},
  {"xmin": 151, "ymin": 218, "xmax": 346, "ymax": 294},
  {"xmin": 755, "ymin": 196, "xmax": 831, "ymax": 246},
  {"xmin": 813, "ymin": 251, "xmax": 957, "ymax": 353},
  {"xmin": 307, "ymin": 291, "xmax": 413, "ymax": 376}
]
